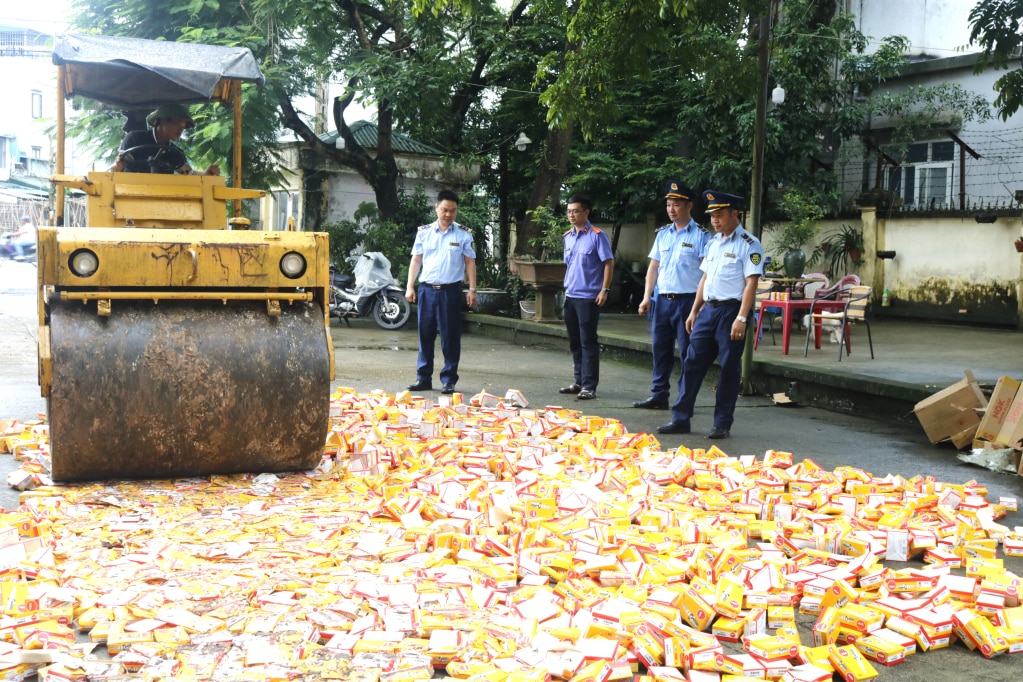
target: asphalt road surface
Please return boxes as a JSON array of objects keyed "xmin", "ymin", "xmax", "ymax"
[{"xmin": 1, "ymin": 259, "xmax": 1021, "ymax": 681}]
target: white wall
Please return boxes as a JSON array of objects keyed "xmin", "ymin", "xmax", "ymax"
[
  {"xmin": 850, "ymin": 0, "xmax": 978, "ymax": 57},
  {"xmin": 0, "ymin": 53, "xmax": 53, "ymax": 176}
]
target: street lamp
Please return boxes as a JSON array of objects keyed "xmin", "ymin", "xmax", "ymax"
[{"xmin": 499, "ymin": 132, "xmax": 533, "ymax": 263}]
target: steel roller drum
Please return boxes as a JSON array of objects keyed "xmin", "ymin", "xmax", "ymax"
[{"xmin": 47, "ymin": 298, "xmax": 330, "ymax": 481}]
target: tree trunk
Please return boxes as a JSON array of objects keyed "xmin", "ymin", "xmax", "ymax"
[
  {"xmin": 517, "ymin": 122, "xmax": 574, "ymax": 260},
  {"xmin": 301, "ymin": 167, "xmax": 328, "ymax": 232},
  {"xmin": 372, "ymin": 103, "xmax": 401, "ymax": 221}
]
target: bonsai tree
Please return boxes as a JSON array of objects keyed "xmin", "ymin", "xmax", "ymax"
[{"xmin": 522, "ymin": 205, "xmax": 570, "ymax": 261}]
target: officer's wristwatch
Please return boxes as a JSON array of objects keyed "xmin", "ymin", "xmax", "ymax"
[{"xmin": 736, "ymin": 315, "xmax": 747, "ymax": 323}]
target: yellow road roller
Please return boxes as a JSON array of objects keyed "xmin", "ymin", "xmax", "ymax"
[{"xmin": 40, "ymin": 34, "xmax": 335, "ymax": 481}]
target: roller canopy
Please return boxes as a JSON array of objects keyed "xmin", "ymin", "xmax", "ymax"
[{"xmin": 53, "ymin": 33, "xmax": 265, "ymax": 108}]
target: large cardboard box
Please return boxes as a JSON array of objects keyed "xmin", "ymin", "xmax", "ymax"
[
  {"xmin": 976, "ymin": 377, "xmax": 1021, "ymax": 444},
  {"xmin": 913, "ymin": 371, "xmax": 986, "ymax": 449},
  {"xmin": 995, "ymin": 388, "xmax": 1023, "ymax": 451}
]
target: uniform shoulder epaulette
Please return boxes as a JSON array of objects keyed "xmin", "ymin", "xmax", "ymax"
[
  {"xmin": 697, "ymin": 224, "xmax": 711, "ymax": 234},
  {"xmin": 562, "ymin": 228, "xmax": 572, "ymax": 237},
  {"xmin": 740, "ymin": 231, "xmax": 754, "ymax": 244},
  {"xmin": 418, "ymin": 224, "xmax": 431, "ymax": 231},
  {"xmin": 591, "ymin": 226, "xmax": 603, "ymax": 234},
  {"xmin": 655, "ymin": 223, "xmax": 669, "ymax": 233}
]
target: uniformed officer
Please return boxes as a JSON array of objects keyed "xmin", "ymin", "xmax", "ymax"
[
  {"xmin": 658, "ymin": 190, "xmax": 763, "ymax": 438},
  {"xmin": 633, "ymin": 180, "xmax": 711, "ymax": 410},
  {"xmin": 405, "ymin": 190, "xmax": 477, "ymax": 394},
  {"xmin": 558, "ymin": 194, "xmax": 614, "ymax": 401}
]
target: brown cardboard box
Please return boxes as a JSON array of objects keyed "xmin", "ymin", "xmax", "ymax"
[
  {"xmin": 995, "ymin": 388, "xmax": 1023, "ymax": 451},
  {"xmin": 913, "ymin": 371, "xmax": 986, "ymax": 449},
  {"xmin": 977, "ymin": 377, "xmax": 1021, "ymax": 444}
]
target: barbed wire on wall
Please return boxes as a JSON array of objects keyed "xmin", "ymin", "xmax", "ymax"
[{"xmin": 834, "ymin": 125, "xmax": 1023, "ymax": 210}]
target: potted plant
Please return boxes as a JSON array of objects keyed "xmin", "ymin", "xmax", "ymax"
[
  {"xmin": 768, "ymin": 191, "xmax": 822, "ymax": 279},
  {"xmin": 512, "ymin": 205, "xmax": 569, "ymax": 287},
  {"xmin": 808, "ymin": 224, "xmax": 865, "ymax": 277},
  {"xmin": 471, "ymin": 259, "xmax": 514, "ymax": 316}
]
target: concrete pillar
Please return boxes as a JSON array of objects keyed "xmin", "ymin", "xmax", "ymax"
[{"xmin": 860, "ymin": 207, "xmax": 882, "ymax": 299}]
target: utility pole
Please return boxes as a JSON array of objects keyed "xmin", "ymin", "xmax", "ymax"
[{"xmin": 742, "ymin": 4, "xmax": 775, "ymax": 395}]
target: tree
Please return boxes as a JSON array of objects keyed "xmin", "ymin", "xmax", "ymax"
[
  {"xmin": 969, "ymin": 0, "xmax": 1023, "ymax": 120},
  {"xmin": 68, "ymin": 0, "xmax": 537, "ymax": 228}
]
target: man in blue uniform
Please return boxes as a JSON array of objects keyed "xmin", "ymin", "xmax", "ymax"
[
  {"xmin": 405, "ymin": 190, "xmax": 477, "ymax": 394},
  {"xmin": 558, "ymin": 195, "xmax": 614, "ymax": 401},
  {"xmin": 658, "ymin": 190, "xmax": 763, "ymax": 438},
  {"xmin": 633, "ymin": 180, "xmax": 711, "ymax": 410}
]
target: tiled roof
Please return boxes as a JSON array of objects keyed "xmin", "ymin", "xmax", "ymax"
[{"xmin": 318, "ymin": 120, "xmax": 445, "ymax": 156}]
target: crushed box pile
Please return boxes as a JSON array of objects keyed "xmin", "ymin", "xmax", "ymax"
[
  {"xmin": 914, "ymin": 371, "xmax": 1023, "ymax": 469},
  {"xmin": 0, "ymin": 386, "xmax": 1020, "ymax": 682}
]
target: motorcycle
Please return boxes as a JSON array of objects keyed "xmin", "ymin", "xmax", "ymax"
[
  {"xmin": 329, "ymin": 252, "xmax": 412, "ymax": 330},
  {"xmin": 0, "ymin": 235, "xmax": 36, "ymax": 265}
]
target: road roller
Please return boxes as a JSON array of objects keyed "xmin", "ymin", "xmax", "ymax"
[{"xmin": 40, "ymin": 34, "xmax": 335, "ymax": 481}]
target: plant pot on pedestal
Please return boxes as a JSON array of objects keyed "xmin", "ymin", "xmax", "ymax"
[
  {"xmin": 782, "ymin": 248, "xmax": 806, "ymax": 279},
  {"xmin": 512, "ymin": 258, "xmax": 566, "ymax": 322}
]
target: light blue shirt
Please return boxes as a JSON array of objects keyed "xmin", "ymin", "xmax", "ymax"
[
  {"xmin": 647, "ymin": 219, "xmax": 711, "ymax": 294},
  {"xmin": 701, "ymin": 224, "xmax": 764, "ymax": 301},
  {"xmin": 563, "ymin": 224, "xmax": 614, "ymax": 298},
  {"xmin": 412, "ymin": 221, "xmax": 476, "ymax": 285}
]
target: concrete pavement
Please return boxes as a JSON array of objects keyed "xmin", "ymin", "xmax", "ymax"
[{"xmin": 465, "ymin": 309, "xmax": 1023, "ymax": 424}]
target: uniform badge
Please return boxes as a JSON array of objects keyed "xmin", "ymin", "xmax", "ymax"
[{"xmin": 751, "ymin": 253, "xmax": 762, "ymax": 266}]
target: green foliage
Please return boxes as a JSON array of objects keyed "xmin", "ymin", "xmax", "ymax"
[
  {"xmin": 320, "ymin": 188, "xmax": 434, "ymax": 284},
  {"xmin": 68, "ymin": 0, "xmax": 286, "ymax": 191},
  {"xmin": 767, "ymin": 190, "xmax": 823, "ymax": 253},
  {"xmin": 525, "ymin": 206, "xmax": 570, "ymax": 261},
  {"xmin": 808, "ymin": 224, "xmax": 865, "ymax": 277},
  {"xmin": 970, "ymin": 0, "xmax": 1023, "ymax": 120}
]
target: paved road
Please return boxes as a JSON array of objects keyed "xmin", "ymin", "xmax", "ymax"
[
  {"xmin": 3, "ymin": 257, "xmax": 1022, "ymax": 508},
  {"xmin": 1, "ymin": 261, "xmax": 1022, "ymax": 681}
]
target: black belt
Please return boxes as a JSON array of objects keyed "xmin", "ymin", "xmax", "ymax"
[
  {"xmin": 661, "ymin": 293, "xmax": 692, "ymax": 300},
  {"xmin": 705, "ymin": 298, "xmax": 741, "ymax": 307},
  {"xmin": 421, "ymin": 282, "xmax": 462, "ymax": 290}
]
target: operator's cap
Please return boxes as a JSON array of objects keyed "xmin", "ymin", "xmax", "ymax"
[
  {"xmin": 663, "ymin": 180, "xmax": 694, "ymax": 201},
  {"xmin": 702, "ymin": 190, "xmax": 744, "ymax": 212},
  {"xmin": 146, "ymin": 103, "xmax": 196, "ymax": 129}
]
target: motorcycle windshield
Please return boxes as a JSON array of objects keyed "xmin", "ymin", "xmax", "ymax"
[{"xmin": 353, "ymin": 252, "xmax": 396, "ymax": 293}]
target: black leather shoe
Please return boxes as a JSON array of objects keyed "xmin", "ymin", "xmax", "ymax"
[
  {"xmin": 407, "ymin": 379, "xmax": 433, "ymax": 391},
  {"xmin": 657, "ymin": 420, "xmax": 691, "ymax": 434},
  {"xmin": 633, "ymin": 396, "xmax": 669, "ymax": 410},
  {"xmin": 441, "ymin": 383, "xmax": 456, "ymax": 394},
  {"xmin": 707, "ymin": 426, "xmax": 730, "ymax": 439}
]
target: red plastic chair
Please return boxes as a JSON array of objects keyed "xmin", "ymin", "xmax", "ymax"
[{"xmin": 813, "ymin": 274, "xmax": 859, "ymax": 300}]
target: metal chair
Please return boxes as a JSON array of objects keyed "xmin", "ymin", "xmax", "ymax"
[
  {"xmin": 754, "ymin": 279, "xmax": 779, "ymax": 346},
  {"xmin": 803, "ymin": 285, "xmax": 874, "ymax": 360}
]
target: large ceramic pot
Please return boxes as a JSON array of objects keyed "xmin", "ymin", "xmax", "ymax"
[
  {"xmin": 472, "ymin": 289, "xmax": 513, "ymax": 316},
  {"xmin": 782, "ymin": 248, "xmax": 806, "ymax": 279}
]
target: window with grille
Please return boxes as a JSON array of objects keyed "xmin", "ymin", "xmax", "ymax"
[{"xmin": 884, "ymin": 140, "xmax": 955, "ymax": 208}]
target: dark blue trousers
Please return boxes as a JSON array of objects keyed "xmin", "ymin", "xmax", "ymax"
[
  {"xmin": 563, "ymin": 296, "xmax": 601, "ymax": 391},
  {"xmin": 649, "ymin": 294, "xmax": 695, "ymax": 400},
  {"xmin": 671, "ymin": 301, "xmax": 745, "ymax": 429},
  {"xmin": 416, "ymin": 285, "xmax": 463, "ymax": 385}
]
